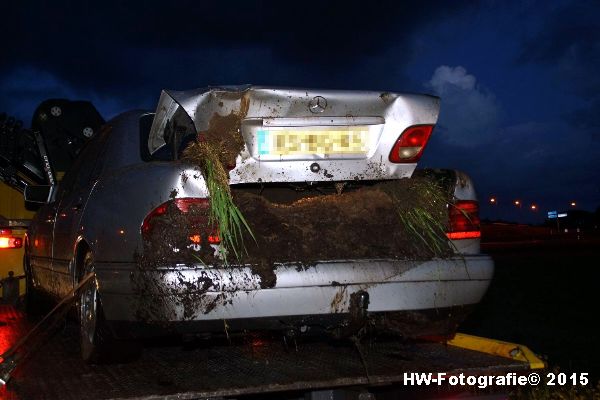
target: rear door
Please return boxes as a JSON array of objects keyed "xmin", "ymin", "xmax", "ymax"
[
  {"xmin": 51, "ymin": 128, "xmax": 109, "ymax": 297},
  {"xmin": 27, "ymin": 200, "xmax": 57, "ymax": 294}
]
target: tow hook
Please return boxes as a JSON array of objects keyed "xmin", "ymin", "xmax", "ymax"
[{"xmin": 350, "ymin": 290, "xmax": 370, "ymax": 321}]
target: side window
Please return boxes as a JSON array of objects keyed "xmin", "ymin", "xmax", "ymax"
[
  {"xmin": 56, "ymin": 126, "xmax": 111, "ymax": 200},
  {"xmin": 55, "ymin": 150, "xmax": 86, "ymax": 200},
  {"xmin": 86, "ymin": 126, "xmax": 111, "ymax": 181}
]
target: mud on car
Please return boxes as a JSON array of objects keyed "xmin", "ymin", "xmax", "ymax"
[{"xmin": 24, "ymin": 86, "xmax": 492, "ymax": 362}]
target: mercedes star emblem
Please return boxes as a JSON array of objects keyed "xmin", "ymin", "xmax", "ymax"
[{"xmin": 308, "ymin": 96, "xmax": 327, "ymax": 113}]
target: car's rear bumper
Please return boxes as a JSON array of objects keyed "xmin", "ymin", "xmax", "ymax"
[{"xmin": 96, "ymin": 255, "xmax": 493, "ymax": 326}]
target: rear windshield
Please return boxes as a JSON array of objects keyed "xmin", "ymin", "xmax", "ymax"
[{"xmin": 140, "ymin": 113, "xmax": 195, "ymax": 162}]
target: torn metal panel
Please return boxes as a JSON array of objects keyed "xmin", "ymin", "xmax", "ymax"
[{"xmin": 148, "ymin": 86, "xmax": 440, "ymax": 184}]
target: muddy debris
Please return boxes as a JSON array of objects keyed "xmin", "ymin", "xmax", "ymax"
[
  {"xmin": 250, "ymin": 259, "xmax": 277, "ymax": 289},
  {"xmin": 137, "ymin": 176, "xmax": 455, "ymax": 291},
  {"xmin": 231, "ymin": 177, "xmax": 454, "ymax": 266},
  {"xmin": 182, "ymin": 95, "xmax": 248, "ymax": 168}
]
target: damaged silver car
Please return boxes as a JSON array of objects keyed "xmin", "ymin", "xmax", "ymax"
[{"xmin": 24, "ymin": 86, "xmax": 493, "ymax": 361}]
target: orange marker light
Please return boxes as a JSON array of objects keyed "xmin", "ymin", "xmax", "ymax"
[{"xmin": 189, "ymin": 234, "xmax": 202, "ymax": 244}]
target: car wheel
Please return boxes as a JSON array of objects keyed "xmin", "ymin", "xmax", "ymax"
[
  {"xmin": 79, "ymin": 252, "xmax": 112, "ymax": 362},
  {"xmin": 79, "ymin": 252, "xmax": 141, "ymax": 363}
]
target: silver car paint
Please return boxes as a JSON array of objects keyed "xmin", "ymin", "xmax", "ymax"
[
  {"xmin": 97, "ymin": 256, "xmax": 492, "ymax": 321},
  {"xmin": 149, "ymin": 86, "xmax": 440, "ymax": 184},
  {"xmin": 27, "ymin": 87, "xmax": 493, "ymax": 325}
]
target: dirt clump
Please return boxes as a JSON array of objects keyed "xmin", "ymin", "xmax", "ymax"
[
  {"xmin": 182, "ymin": 94, "xmax": 248, "ymax": 168},
  {"xmin": 139, "ymin": 177, "xmax": 454, "ymax": 271},
  {"xmin": 250, "ymin": 260, "xmax": 277, "ymax": 289},
  {"xmin": 231, "ymin": 177, "xmax": 453, "ymax": 266}
]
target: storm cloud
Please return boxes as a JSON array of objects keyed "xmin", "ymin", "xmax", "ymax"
[
  {"xmin": 0, "ymin": 1, "xmax": 474, "ymax": 123},
  {"xmin": 425, "ymin": 66, "xmax": 500, "ymax": 147},
  {"xmin": 2, "ymin": 0, "xmax": 599, "ymax": 221},
  {"xmin": 1, "ymin": 1, "xmax": 469, "ymax": 97}
]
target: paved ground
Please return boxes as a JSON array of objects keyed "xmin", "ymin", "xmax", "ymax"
[
  {"xmin": 465, "ymin": 238, "xmax": 600, "ymax": 381},
  {"xmin": 4, "ymin": 237, "xmax": 587, "ymax": 399},
  {"xmin": 0, "ymin": 304, "xmax": 528, "ymax": 400}
]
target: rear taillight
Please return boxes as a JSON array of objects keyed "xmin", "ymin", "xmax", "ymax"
[
  {"xmin": 389, "ymin": 125, "xmax": 434, "ymax": 163},
  {"xmin": 0, "ymin": 236, "xmax": 23, "ymax": 249},
  {"xmin": 141, "ymin": 203, "xmax": 169, "ymax": 235},
  {"xmin": 446, "ymin": 200, "xmax": 481, "ymax": 240},
  {"xmin": 141, "ymin": 198, "xmax": 220, "ymax": 244}
]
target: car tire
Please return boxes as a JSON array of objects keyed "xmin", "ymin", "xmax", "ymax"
[
  {"xmin": 79, "ymin": 252, "xmax": 141, "ymax": 363},
  {"xmin": 79, "ymin": 252, "xmax": 109, "ymax": 362}
]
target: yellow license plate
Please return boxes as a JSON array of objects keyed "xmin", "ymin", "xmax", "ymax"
[{"xmin": 257, "ymin": 127, "xmax": 369, "ymax": 156}]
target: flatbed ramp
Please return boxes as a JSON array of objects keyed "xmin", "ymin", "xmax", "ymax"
[{"xmin": 0, "ymin": 305, "xmax": 541, "ymax": 399}]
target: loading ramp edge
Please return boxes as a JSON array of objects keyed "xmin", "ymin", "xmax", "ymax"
[
  {"xmin": 448, "ymin": 333, "xmax": 546, "ymax": 370},
  {"xmin": 1, "ymin": 298, "xmax": 545, "ymax": 400},
  {"xmin": 109, "ymin": 334, "xmax": 545, "ymax": 400}
]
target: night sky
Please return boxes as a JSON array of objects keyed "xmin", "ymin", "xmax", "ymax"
[{"xmin": 1, "ymin": 0, "xmax": 599, "ymax": 223}]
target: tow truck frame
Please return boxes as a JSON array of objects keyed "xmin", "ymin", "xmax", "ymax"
[{"xmin": 0, "ymin": 291, "xmax": 544, "ymax": 399}]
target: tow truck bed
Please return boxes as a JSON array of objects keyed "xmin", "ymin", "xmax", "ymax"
[{"xmin": 0, "ymin": 305, "xmax": 542, "ymax": 400}]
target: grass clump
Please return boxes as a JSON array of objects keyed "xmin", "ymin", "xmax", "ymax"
[
  {"xmin": 382, "ymin": 177, "xmax": 453, "ymax": 258},
  {"xmin": 399, "ymin": 206, "xmax": 449, "ymax": 256},
  {"xmin": 183, "ymin": 141, "xmax": 254, "ymax": 264}
]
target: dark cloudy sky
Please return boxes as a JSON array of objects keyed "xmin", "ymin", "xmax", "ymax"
[{"xmin": 1, "ymin": 0, "xmax": 599, "ymax": 222}]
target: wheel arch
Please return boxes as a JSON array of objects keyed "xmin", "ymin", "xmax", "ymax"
[{"xmin": 72, "ymin": 236, "xmax": 92, "ymax": 285}]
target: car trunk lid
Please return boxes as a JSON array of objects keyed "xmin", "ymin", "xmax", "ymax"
[{"xmin": 148, "ymin": 86, "xmax": 440, "ymax": 184}]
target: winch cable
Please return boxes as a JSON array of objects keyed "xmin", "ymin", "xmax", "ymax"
[
  {"xmin": 0, "ymin": 272, "xmax": 95, "ymax": 385},
  {"xmin": 351, "ymin": 334, "xmax": 372, "ymax": 385}
]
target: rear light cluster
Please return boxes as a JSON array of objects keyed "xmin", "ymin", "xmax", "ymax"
[
  {"xmin": 141, "ymin": 198, "xmax": 220, "ymax": 245},
  {"xmin": 0, "ymin": 228, "xmax": 23, "ymax": 249},
  {"xmin": 389, "ymin": 125, "xmax": 434, "ymax": 163},
  {"xmin": 446, "ymin": 200, "xmax": 481, "ymax": 240}
]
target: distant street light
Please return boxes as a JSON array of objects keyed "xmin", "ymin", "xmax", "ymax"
[
  {"xmin": 570, "ymin": 201, "xmax": 577, "ymax": 207},
  {"xmin": 514, "ymin": 200, "xmax": 521, "ymax": 208},
  {"xmin": 530, "ymin": 204, "xmax": 537, "ymax": 211},
  {"xmin": 490, "ymin": 197, "xmax": 497, "ymax": 204}
]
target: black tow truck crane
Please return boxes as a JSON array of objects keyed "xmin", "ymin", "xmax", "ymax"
[
  {"xmin": 0, "ymin": 100, "xmax": 104, "ymax": 298},
  {"xmin": 0, "ymin": 100, "xmax": 544, "ymax": 400},
  {"xmin": 0, "ymin": 99, "xmax": 105, "ymax": 194},
  {"xmin": 0, "ymin": 99, "xmax": 104, "ymax": 301}
]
